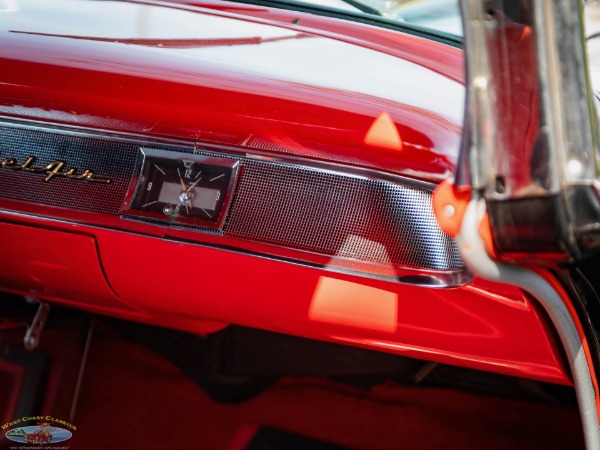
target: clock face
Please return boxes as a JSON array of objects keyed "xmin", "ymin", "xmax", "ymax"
[{"xmin": 123, "ymin": 148, "xmax": 239, "ymax": 229}]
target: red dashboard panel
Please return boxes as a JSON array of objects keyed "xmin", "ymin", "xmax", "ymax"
[
  {"xmin": 0, "ymin": 220, "xmax": 146, "ymax": 318},
  {"xmin": 0, "ymin": 0, "xmax": 572, "ymax": 388},
  {"xmin": 98, "ymin": 229, "xmax": 568, "ymax": 383},
  {"xmin": 0, "ymin": 0, "xmax": 462, "ymax": 182},
  {"xmin": 0, "ymin": 208, "xmax": 570, "ymax": 385}
]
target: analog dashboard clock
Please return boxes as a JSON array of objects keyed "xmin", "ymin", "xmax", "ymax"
[{"xmin": 121, "ymin": 148, "xmax": 240, "ymax": 229}]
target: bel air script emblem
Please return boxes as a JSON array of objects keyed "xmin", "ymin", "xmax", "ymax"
[{"xmin": 1, "ymin": 156, "xmax": 111, "ymax": 183}]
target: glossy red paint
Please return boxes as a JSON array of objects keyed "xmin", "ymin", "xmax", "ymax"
[
  {"xmin": 0, "ymin": 0, "xmax": 571, "ymax": 385},
  {"xmin": 0, "ymin": 220, "xmax": 144, "ymax": 316},
  {"xmin": 0, "ymin": 0, "xmax": 461, "ymax": 182},
  {"xmin": 0, "ymin": 207, "xmax": 570, "ymax": 385}
]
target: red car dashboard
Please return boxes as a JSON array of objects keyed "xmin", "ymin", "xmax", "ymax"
[{"xmin": 0, "ymin": 0, "xmax": 571, "ymax": 387}]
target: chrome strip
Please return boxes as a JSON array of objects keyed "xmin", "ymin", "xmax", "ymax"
[
  {"xmin": 0, "ymin": 115, "xmax": 438, "ymax": 191},
  {"xmin": 458, "ymin": 197, "xmax": 600, "ymax": 450},
  {"xmin": 0, "ymin": 116, "xmax": 468, "ymax": 286},
  {"xmin": 0, "ymin": 208, "xmax": 470, "ymax": 287}
]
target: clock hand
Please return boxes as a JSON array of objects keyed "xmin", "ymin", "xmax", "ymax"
[
  {"xmin": 177, "ymin": 168, "xmax": 187, "ymax": 192},
  {"xmin": 186, "ymin": 177, "xmax": 202, "ymax": 193}
]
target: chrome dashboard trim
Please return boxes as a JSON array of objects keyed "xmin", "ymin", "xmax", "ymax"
[
  {"xmin": 0, "ymin": 208, "xmax": 471, "ymax": 287},
  {"xmin": 0, "ymin": 115, "xmax": 439, "ymax": 191},
  {"xmin": 0, "ymin": 116, "xmax": 469, "ymax": 287}
]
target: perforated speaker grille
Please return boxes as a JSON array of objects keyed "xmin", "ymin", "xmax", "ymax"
[
  {"xmin": 224, "ymin": 161, "xmax": 462, "ymax": 271},
  {"xmin": 0, "ymin": 121, "xmax": 463, "ymax": 272}
]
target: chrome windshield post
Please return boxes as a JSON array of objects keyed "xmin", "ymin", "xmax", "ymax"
[{"xmin": 456, "ymin": 1, "xmax": 600, "ymax": 448}]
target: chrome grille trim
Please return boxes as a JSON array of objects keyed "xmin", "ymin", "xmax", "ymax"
[
  {"xmin": 0, "ymin": 118, "xmax": 465, "ymax": 279},
  {"xmin": 224, "ymin": 159, "xmax": 463, "ymax": 271}
]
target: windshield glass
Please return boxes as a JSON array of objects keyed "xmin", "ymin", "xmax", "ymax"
[{"xmin": 294, "ymin": 0, "xmax": 462, "ymax": 37}]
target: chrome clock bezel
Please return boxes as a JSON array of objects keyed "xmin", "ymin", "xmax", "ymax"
[{"xmin": 119, "ymin": 148, "xmax": 240, "ymax": 230}]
